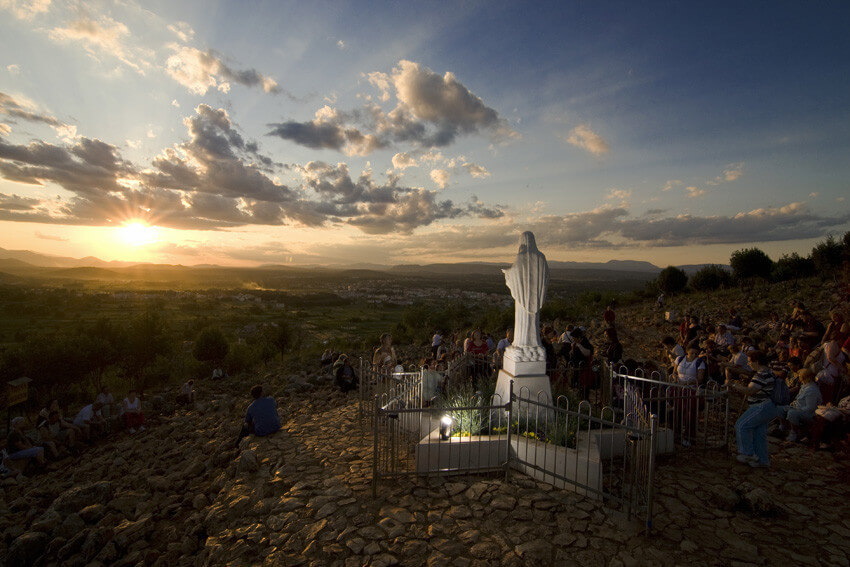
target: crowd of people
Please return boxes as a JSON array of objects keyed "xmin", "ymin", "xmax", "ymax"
[
  {"xmin": 1, "ymin": 386, "xmax": 151, "ymax": 477},
  {"xmin": 656, "ymin": 301, "xmax": 849, "ymax": 465}
]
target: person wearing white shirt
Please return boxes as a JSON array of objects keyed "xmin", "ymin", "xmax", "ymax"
[{"xmin": 123, "ymin": 390, "xmax": 145, "ymax": 434}]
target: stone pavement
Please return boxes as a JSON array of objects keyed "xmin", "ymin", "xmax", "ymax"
[{"xmin": 2, "ymin": 375, "xmax": 848, "ymax": 566}]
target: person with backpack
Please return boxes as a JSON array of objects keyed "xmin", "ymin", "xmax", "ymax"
[{"xmin": 726, "ymin": 350, "xmax": 783, "ymax": 468}]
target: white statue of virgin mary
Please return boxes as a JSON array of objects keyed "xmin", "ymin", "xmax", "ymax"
[{"xmin": 502, "ymin": 231, "xmax": 549, "ymax": 349}]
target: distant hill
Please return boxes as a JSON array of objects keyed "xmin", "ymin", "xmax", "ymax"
[
  {"xmin": 45, "ymin": 267, "xmax": 126, "ymax": 280},
  {"xmin": 0, "ymin": 246, "xmax": 727, "ymax": 283},
  {"xmin": 0, "ymin": 247, "xmax": 135, "ymax": 269}
]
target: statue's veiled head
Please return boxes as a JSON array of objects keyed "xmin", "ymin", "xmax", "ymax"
[{"xmin": 517, "ymin": 231, "xmax": 538, "ymax": 254}]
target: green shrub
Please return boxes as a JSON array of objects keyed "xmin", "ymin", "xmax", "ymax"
[
  {"xmin": 656, "ymin": 266, "xmax": 688, "ymax": 294},
  {"xmin": 193, "ymin": 326, "xmax": 229, "ymax": 363},
  {"xmin": 689, "ymin": 265, "xmax": 733, "ymax": 291},
  {"xmin": 730, "ymin": 248, "xmax": 773, "ymax": 281}
]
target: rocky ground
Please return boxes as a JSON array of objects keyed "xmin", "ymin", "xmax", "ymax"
[{"xmin": 2, "ymin": 362, "xmax": 848, "ymax": 567}]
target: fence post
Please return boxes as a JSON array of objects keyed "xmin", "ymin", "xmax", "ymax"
[
  {"xmin": 646, "ymin": 413, "xmax": 658, "ymax": 536},
  {"xmin": 505, "ymin": 380, "xmax": 514, "ymax": 482},
  {"xmin": 723, "ymin": 388, "xmax": 730, "ymax": 451},
  {"xmin": 372, "ymin": 394, "xmax": 379, "ymax": 499}
]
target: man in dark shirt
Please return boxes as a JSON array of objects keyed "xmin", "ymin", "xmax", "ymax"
[{"xmin": 235, "ymin": 385, "xmax": 281, "ymax": 448}]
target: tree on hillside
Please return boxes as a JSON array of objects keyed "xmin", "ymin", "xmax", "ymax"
[
  {"xmin": 656, "ymin": 266, "xmax": 688, "ymax": 294},
  {"xmin": 730, "ymin": 248, "xmax": 773, "ymax": 281},
  {"xmin": 810, "ymin": 235, "xmax": 843, "ymax": 272},
  {"xmin": 689, "ymin": 265, "xmax": 733, "ymax": 291},
  {"xmin": 772, "ymin": 253, "xmax": 815, "ymax": 282},
  {"xmin": 193, "ymin": 326, "xmax": 229, "ymax": 364}
]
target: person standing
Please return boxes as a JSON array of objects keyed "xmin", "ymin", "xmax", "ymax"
[
  {"xmin": 603, "ymin": 303, "xmax": 616, "ymax": 328},
  {"xmin": 431, "ymin": 330, "xmax": 442, "ymax": 359},
  {"xmin": 727, "ymin": 350, "xmax": 780, "ymax": 468},
  {"xmin": 372, "ymin": 333, "xmax": 397, "ymax": 373}
]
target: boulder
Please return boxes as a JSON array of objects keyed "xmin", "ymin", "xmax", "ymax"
[
  {"xmin": 79, "ymin": 504, "xmax": 107, "ymax": 524},
  {"xmin": 238, "ymin": 449, "xmax": 259, "ymax": 473},
  {"xmin": 7, "ymin": 531, "xmax": 49, "ymax": 567},
  {"xmin": 51, "ymin": 481, "xmax": 114, "ymax": 515}
]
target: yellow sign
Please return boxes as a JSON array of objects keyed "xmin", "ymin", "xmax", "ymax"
[{"xmin": 6, "ymin": 377, "xmax": 31, "ymax": 407}]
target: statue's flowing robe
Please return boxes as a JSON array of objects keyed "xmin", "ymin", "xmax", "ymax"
[{"xmin": 503, "ymin": 232, "xmax": 549, "ymax": 348}]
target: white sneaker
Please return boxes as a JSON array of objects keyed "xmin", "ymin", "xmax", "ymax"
[
  {"xmin": 736, "ymin": 454, "xmax": 757, "ymax": 463},
  {"xmin": 786, "ymin": 431, "xmax": 797, "ymax": 442},
  {"xmin": 129, "ymin": 428, "xmax": 136, "ymax": 434}
]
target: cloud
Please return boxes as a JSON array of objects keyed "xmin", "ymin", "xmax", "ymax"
[
  {"xmin": 707, "ymin": 162, "xmax": 744, "ymax": 185},
  {"xmin": 0, "ymin": 103, "xmax": 504, "ymax": 235},
  {"xmin": 0, "ymin": 193, "xmax": 41, "ymax": 210},
  {"xmin": 605, "ymin": 188, "xmax": 632, "ymax": 202},
  {"xmin": 165, "ymin": 45, "xmax": 283, "ymax": 96},
  {"xmin": 0, "ymin": 0, "xmax": 50, "ymax": 20},
  {"xmin": 0, "ymin": 124, "xmax": 10, "ymax": 135},
  {"xmin": 267, "ymin": 106, "xmax": 384, "ymax": 156},
  {"xmin": 565, "ymin": 124, "xmax": 609, "ymax": 156},
  {"xmin": 171, "ymin": 99, "xmax": 180, "ymax": 108},
  {"xmin": 462, "ymin": 163, "xmax": 490, "ymax": 179},
  {"xmin": 0, "ymin": 91, "xmax": 63, "ymax": 127},
  {"xmin": 392, "ymin": 152, "xmax": 417, "ymax": 170},
  {"xmin": 686, "ymin": 186, "xmax": 706, "ymax": 198},
  {"xmin": 34, "ymin": 230, "xmax": 68, "ymax": 241},
  {"xmin": 49, "ymin": 15, "xmax": 153, "ymax": 75},
  {"xmin": 430, "ymin": 168, "xmax": 449, "ymax": 189},
  {"xmin": 662, "ymin": 179, "xmax": 682, "ymax": 192},
  {"xmin": 167, "ymin": 21, "xmax": 195, "ymax": 43},
  {"xmin": 271, "ymin": 60, "xmax": 515, "ymax": 155},
  {"xmin": 6, "ymin": 64, "xmax": 20, "ymax": 75},
  {"xmin": 617, "ymin": 202, "xmax": 850, "ymax": 246}
]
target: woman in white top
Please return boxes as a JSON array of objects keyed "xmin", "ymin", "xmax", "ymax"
[
  {"xmin": 123, "ymin": 390, "xmax": 146, "ymax": 434},
  {"xmin": 674, "ymin": 346, "xmax": 706, "ymax": 386},
  {"xmin": 672, "ymin": 346, "xmax": 704, "ymax": 446}
]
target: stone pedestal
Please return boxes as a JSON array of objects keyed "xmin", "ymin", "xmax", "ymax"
[
  {"xmin": 496, "ymin": 345, "xmax": 552, "ymax": 406},
  {"xmin": 495, "ymin": 370, "xmax": 553, "ymax": 406}
]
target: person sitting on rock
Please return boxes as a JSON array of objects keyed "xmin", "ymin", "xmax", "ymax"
[
  {"xmin": 235, "ymin": 385, "xmax": 281, "ymax": 448},
  {"xmin": 727, "ymin": 308, "xmax": 743, "ymax": 331},
  {"xmin": 41, "ymin": 399, "xmax": 83, "ymax": 442},
  {"xmin": 123, "ymin": 390, "xmax": 145, "ymax": 434},
  {"xmin": 31, "ymin": 413, "xmax": 62, "ymax": 459},
  {"xmin": 4, "ymin": 417, "xmax": 46, "ymax": 471},
  {"xmin": 714, "ymin": 324, "xmax": 736, "ymax": 350},
  {"xmin": 38, "ymin": 410, "xmax": 77, "ymax": 454},
  {"xmin": 333, "ymin": 354, "xmax": 359, "ymax": 393},
  {"xmin": 177, "ymin": 380, "xmax": 195, "ymax": 406},
  {"xmin": 95, "ymin": 386, "xmax": 117, "ymax": 421},
  {"xmin": 779, "ymin": 369, "xmax": 822, "ymax": 442},
  {"xmin": 73, "ymin": 401, "xmax": 107, "ymax": 440}
]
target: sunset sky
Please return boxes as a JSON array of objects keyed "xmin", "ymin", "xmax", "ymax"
[{"xmin": 1, "ymin": 1, "xmax": 849, "ymax": 267}]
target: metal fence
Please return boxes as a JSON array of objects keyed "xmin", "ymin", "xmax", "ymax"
[
  {"xmin": 371, "ymin": 380, "xmax": 658, "ymax": 531},
  {"xmin": 444, "ymin": 352, "xmax": 497, "ymax": 387},
  {"xmin": 607, "ymin": 364, "xmax": 730, "ymax": 450},
  {"xmin": 358, "ymin": 358, "xmax": 423, "ymax": 426}
]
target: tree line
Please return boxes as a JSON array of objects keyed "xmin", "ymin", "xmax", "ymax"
[{"xmin": 654, "ymin": 232, "xmax": 850, "ymax": 294}]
